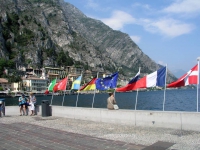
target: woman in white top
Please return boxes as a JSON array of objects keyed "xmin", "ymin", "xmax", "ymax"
[{"xmin": 29, "ymin": 92, "xmax": 36, "ymax": 115}]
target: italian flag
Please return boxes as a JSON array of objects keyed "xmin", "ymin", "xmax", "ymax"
[{"xmin": 48, "ymin": 79, "xmax": 57, "ymax": 92}]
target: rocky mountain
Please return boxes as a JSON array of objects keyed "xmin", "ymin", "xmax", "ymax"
[
  {"xmin": 0, "ymin": 0, "xmax": 176, "ymax": 82},
  {"xmin": 171, "ymin": 69, "xmax": 186, "ymax": 78}
]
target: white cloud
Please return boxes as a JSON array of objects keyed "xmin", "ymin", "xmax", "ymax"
[
  {"xmin": 101, "ymin": 10, "xmax": 194, "ymax": 37},
  {"xmin": 142, "ymin": 18, "xmax": 195, "ymax": 38},
  {"xmin": 85, "ymin": 0, "xmax": 99, "ymax": 9},
  {"xmin": 101, "ymin": 10, "xmax": 136, "ymax": 30},
  {"xmin": 96, "ymin": 1, "xmax": 195, "ymax": 38},
  {"xmin": 131, "ymin": 2, "xmax": 151, "ymax": 10},
  {"xmin": 130, "ymin": 36, "xmax": 141, "ymax": 43},
  {"xmin": 163, "ymin": 0, "xmax": 200, "ymax": 14}
]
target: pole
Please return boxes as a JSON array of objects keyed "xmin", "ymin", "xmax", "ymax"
[
  {"xmin": 163, "ymin": 64, "xmax": 167, "ymax": 111},
  {"xmin": 76, "ymin": 74, "xmax": 83, "ymax": 107},
  {"xmin": 135, "ymin": 89, "xmax": 138, "ymax": 111},
  {"xmin": 197, "ymin": 57, "xmax": 200, "ymax": 112},
  {"xmin": 62, "ymin": 91, "xmax": 65, "ymax": 106},
  {"xmin": 50, "ymin": 92, "xmax": 54, "ymax": 105},
  {"xmin": 92, "ymin": 72, "xmax": 99, "ymax": 108},
  {"xmin": 76, "ymin": 92, "xmax": 80, "ymax": 107},
  {"xmin": 134, "ymin": 89, "xmax": 138, "ymax": 126},
  {"xmin": 180, "ymin": 112, "xmax": 183, "ymax": 136},
  {"xmin": 134, "ymin": 67, "xmax": 140, "ymax": 126},
  {"xmin": 113, "ymin": 88, "xmax": 116, "ymax": 98},
  {"xmin": 50, "ymin": 78, "xmax": 57, "ymax": 106},
  {"xmin": 62, "ymin": 77, "xmax": 68, "ymax": 106}
]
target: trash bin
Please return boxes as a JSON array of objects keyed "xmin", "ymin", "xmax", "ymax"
[
  {"xmin": 41, "ymin": 100, "xmax": 50, "ymax": 117},
  {"xmin": 0, "ymin": 99, "xmax": 5, "ymax": 117}
]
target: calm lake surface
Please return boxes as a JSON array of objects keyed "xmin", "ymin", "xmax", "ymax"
[{"xmin": 3, "ymin": 89, "xmax": 200, "ymax": 112}]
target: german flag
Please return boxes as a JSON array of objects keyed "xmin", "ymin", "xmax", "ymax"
[{"xmin": 80, "ymin": 77, "xmax": 97, "ymax": 91}]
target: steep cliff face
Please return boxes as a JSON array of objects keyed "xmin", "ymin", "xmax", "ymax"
[
  {"xmin": 60, "ymin": 1, "xmax": 160, "ymax": 74},
  {"xmin": 0, "ymin": 0, "xmax": 176, "ymax": 82}
]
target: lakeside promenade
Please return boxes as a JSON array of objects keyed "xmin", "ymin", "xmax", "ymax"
[{"xmin": 1, "ymin": 115, "xmax": 200, "ymax": 150}]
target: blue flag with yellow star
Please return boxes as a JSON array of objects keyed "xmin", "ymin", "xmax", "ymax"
[{"xmin": 95, "ymin": 72, "xmax": 118, "ymax": 90}]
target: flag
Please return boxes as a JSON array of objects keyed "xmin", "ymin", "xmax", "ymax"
[
  {"xmin": 133, "ymin": 66, "xmax": 166, "ymax": 90},
  {"xmin": 116, "ymin": 69, "xmax": 140, "ymax": 92},
  {"xmin": 167, "ymin": 64, "xmax": 198, "ymax": 88},
  {"xmin": 95, "ymin": 72, "xmax": 118, "ymax": 90},
  {"xmin": 71, "ymin": 76, "xmax": 82, "ymax": 90},
  {"xmin": 44, "ymin": 89, "xmax": 49, "ymax": 95},
  {"xmin": 48, "ymin": 79, "xmax": 57, "ymax": 92},
  {"xmin": 53, "ymin": 77, "xmax": 68, "ymax": 92},
  {"xmin": 80, "ymin": 77, "xmax": 97, "ymax": 91}
]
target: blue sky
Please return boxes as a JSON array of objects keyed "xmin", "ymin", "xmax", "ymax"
[{"xmin": 64, "ymin": 0, "xmax": 200, "ymax": 75}]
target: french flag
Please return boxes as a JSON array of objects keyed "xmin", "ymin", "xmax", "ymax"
[
  {"xmin": 167, "ymin": 64, "xmax": 198, "ymax": 88},
  {"xmin": 116, "ymin": 69, "xmax": 140, "ymax": 92},
  {"xmin": 132, "ymin": 66, "xmax": 167, "ymax": 90}
]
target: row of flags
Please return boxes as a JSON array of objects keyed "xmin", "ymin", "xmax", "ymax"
[
  {"xmin": 48, "ymin": 72, "xmax": 118, "ymax": 92},
  {"xmin": 47, "ymin": 63, "xmax": 199, "ymax": 111},
  {"xmin": 48, "ymin": 77, "xmax": 68, "ymax": 92},
  {"xmin": 48, "ymin": 64, "xmax": 199, "ymax": 93},
  {"xmin": 117, "ymin": 66, "xmax": 167, "ymax": 92}
]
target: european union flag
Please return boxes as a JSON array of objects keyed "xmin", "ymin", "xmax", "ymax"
[{"xmin": 95, "ymin": 72, "xmax": 118, "ymax": 90}]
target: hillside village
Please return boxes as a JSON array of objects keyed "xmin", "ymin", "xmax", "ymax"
[{"xmin": 0, "ymin": 66, "xmax": 127, "ymax": 95}]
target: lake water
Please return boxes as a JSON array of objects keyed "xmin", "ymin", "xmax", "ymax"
[{"xmin": 3, "ymin": 89, "xmax": 200, "ymax": 112}]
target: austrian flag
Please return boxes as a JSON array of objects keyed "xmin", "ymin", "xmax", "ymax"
[{"xmin": 167, "ymin": 64, "xmax": 198, "ymax": 88}]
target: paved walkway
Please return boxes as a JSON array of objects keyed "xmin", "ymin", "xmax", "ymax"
[{"xmin": 0, "ymin": 115, "xmax": 199, "ymax": 150}]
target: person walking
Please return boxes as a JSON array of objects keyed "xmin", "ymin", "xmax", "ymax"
[
  {"xmin": 29, "ymin": 92, "xmax": 37, "ymax": 116},
  {"xmin": 19, "ymin": 94, "xmax": 28, "ymax": 116}
]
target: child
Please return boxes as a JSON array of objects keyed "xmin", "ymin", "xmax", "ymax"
[{"xmin": 29, "ymin": 93, "xmax": 36, "ymax": 116}]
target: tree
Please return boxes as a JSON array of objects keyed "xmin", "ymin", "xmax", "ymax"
[
  {"xmin": 0, "ymin": 59, "xmax": 7, "ymax": 77},
  {"xmin": 0, "ymin": 86, "xmax": 4, "ymax": 91},
  {"xmin": 0, "ymin": 59, "xmax": 15, "ymax": 77},
  {"xmin": 7, "ymin": 71, "xmax": 22, "ymax": 83}
]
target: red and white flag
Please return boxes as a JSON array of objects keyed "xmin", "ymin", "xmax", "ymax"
[
  {"xmin": 53, "ymin": 77, "xmax": 68, "ymax": 92},
  {"xmin": 167, "ymin": 64, "xmax": 198, "ymax": 88}
]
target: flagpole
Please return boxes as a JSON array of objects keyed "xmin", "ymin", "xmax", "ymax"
[
  {"xmin": 163, "ymin": 64, "xmax": 167, "ymax": 111},
  {"xmin": 50, "ymin": 78, "xmax": 57, "ymax": 105},
  {"xmin": 76, "ymin": 91, "xmax": 80, "ymax": 107},
  {"xmin": 134, "ymin": 67, "xmax": 140, "ymax": 126},
  {"xmin": 76, "ymin": 73, "xmax": 83, "ymax": 107},
  {"xmin": 134, "ymin": 67, "xmax": 140, "ymax": 112},
  {"xmin": 62, "ymin": 77, "xmax": 68, "ymax": 106},
  {"xmin": 113, "ymin": 88, "xmax": 116, "ymax": 102},
  {"xmin": 135, "ymin": 89, "xmax": 139, "ymax": 111},
  {"xmin": 92, "ymin": 72, "xmax": 99, "ymax": 108},
  {"xmin": 134, "ymin": 89, "xmax": 139, "ymax": 126},
  {"xmin": 62, "ymin": 90, "xmax": 65, "ymax": 106},
  {"xmin": 197, "ymin": 57, "xmax": 200, "ymax": 112},
  {"xmin": 50, "ymin": 92, "xmax": 54, "ymax": 105}
]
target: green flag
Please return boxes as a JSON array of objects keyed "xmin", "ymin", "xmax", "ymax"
[{"xmin": 48, "ymin": 79, "xmax": 57, "ymax": 92}]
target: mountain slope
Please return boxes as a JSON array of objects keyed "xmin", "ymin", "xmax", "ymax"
[{"xmin": 0, "ymin": 0, "xmax": 176, "ymax": 82}]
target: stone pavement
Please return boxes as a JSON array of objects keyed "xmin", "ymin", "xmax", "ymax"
[{"xmin": 0, "ymin": 115, "xmax": 199, "ymax": 150}]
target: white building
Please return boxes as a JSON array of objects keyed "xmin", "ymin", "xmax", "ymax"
[
  {"xmin": 0, "ymin": 78, "xmax": 11, "ymax": 91},
  {"xmin": 22, "ymin": 77, "xmax": 48, "ymax": 93}
]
